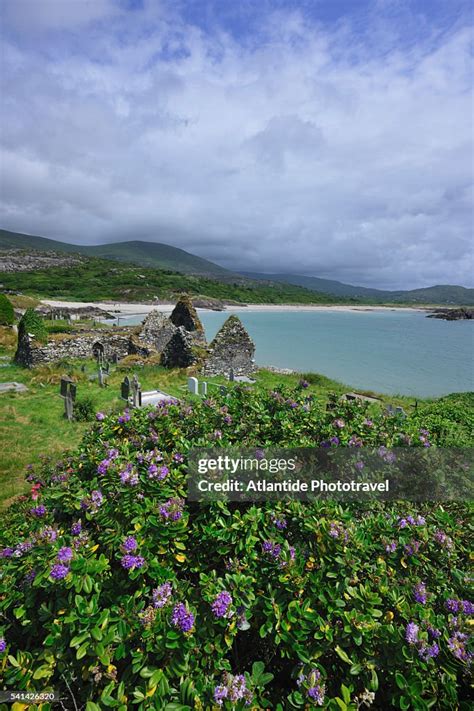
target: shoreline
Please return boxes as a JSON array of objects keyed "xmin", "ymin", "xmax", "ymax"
[{"xmin": 40, "ymin": 298, "xmax": 428, "ymax": 316}]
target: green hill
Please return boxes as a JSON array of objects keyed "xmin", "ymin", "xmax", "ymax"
[
  {"xmin": 0, "ymin": 229, "xmax": 236, "ymax": 279},
  {"xmin": 242, "ymin": 272, "xmax": 474, "ymax": 306}
]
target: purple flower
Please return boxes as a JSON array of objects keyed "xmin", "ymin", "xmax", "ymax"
[
  {"xmin": 152, "ymin": 582, "xmax": 173, "ymax": 608},
  {"xmin": 385, "ymin": 541, "xmax": 397, "ymax": 553},
  {"xmin": 171, "ymin": 602, "xmax": 195, "ymax": 633},
  {"xmin": 355, "ymin": 460, "xmax": 365, "ymax": 470},
  {"xmin": 419, "ymin": 642, "xmax": 440, "ymax": 661},
  {"xmin": 173, "ymin": 452, "xmax": 184, "ymax": 462},
  {"xmin": 96, "ymin": 412, "xmax": 105, "ymax": 421},
  {"xmin": 413, "ymin": 582, "xmax": 427, "ymax": 605},
  {"xmin": 299, "ymin": 379, "xmax": 309, "ymax": 389},
  {"xmin": 427, "ymin": 625, "xmax": 441, "ymax": 639},
  {"xmin": 212, "ymin": 429, "xmax": 222, "ymax": 440},
  {"xmin": 448, "ymin": 631, "xmax": 471, "ymax": 663},
  {"xmin": 405, "ymin": 622, "xmax": 419, "ymax": 645},
  {"xmin": 0, "ymin": 638, "xmax": 6, "ymax": 653},
  {"xmin": 211, "ymin": 591, "xmax": 233, "ymax": 619},
  {"xmin": 118, "ymin": 409, "xmax": 131, "ymax": 424},
  {"xmin": 330, "ymin": 436, "xmax": 340, "ymax": 445},
  {"xmin": 271, "ymin": 514, "xmax": 287, "ymax": 530},
  {"xmin": 50, "ymin": 563, "xmax": 70, "ymax": 580},
  {"xmin": 97, "ymin": 458, "xmax": 112, "ymax": 475},
  {"xmin": 262, "ymin": 541, "xmax": 281, "ymax": 559},
  {"xmin": 121, "ymin": 554, "xmax": 145, "ymax": 571},
  {"xmin": 462, "ymin": 600, "xmax": 474, "ymax": 615},
  {"xmin": 445, "ymin": 599, "xmax": 460, "ymax": 613},
  {"xmin": 1, "ymin": 547, "xmax": 14, "ymax": 558},
  {"xmin": 159, "ymin": 498, "xmax": 184, "ymax": 521},
  {"xmin": 122, "ymin": 536, "xmax": 138, "ymax": 553},
  {"xmin": 30, "ymin": 504, "xmax": 46, "ymax": 517},
  {"xmin": 214, "ymin": 685, "xmax": 228, "ymax": 705},
  {"xmin": 334, "ymin": 418, "xmax": 345, "ymax": 429},
  {"xmin": 90, "ymin": 490, "xmax": 104, "ymax": 508},
  {"xmin": 57, "ymin": 547, "xmax": 73, "ymax": 563},
  {"xmin": 71, "ymin": 521, "xmax": 82, "ymax": 536}
]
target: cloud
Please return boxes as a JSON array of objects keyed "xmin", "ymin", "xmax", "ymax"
[{"xmin": 0, "ymin": 0, "xmax": 472, "ymax": 289}]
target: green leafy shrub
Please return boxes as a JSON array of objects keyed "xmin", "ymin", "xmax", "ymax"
[
  {"xmin": 0, "ymin": 293, "xmax": 14, "ymax": 325},
  {"xmin": 0, "ymin": 385, "xmax": 472, "ymax": 709},
  {"xmin": 74, "ymin": 397, "xmax": 97, "ymax": 422},
  {"xmin": 17, "ymin": 307, "xmax": 48, "ymax": 344}
]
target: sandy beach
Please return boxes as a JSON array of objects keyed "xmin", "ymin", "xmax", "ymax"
[{"xmin": 40, "ymin": 298, "xmax": 427, "ymax": 316}]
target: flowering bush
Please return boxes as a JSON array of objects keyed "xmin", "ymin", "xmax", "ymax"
[{"xmin": 0, "ymin": 385, "xmax": 472, "ymax": 709}]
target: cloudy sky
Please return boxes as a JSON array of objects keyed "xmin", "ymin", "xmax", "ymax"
[{"xmin": 0, "ymin": 0, "xmax": 472, "ymax": 289}]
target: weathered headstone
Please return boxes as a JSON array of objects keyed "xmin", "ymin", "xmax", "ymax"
[
  {"xmin": 64, "ymin": 390, "xmax": 74, "ymax": 421},
  {"xmin": 60, "ymin": 377, "xmax": 74, "ymax": 399},
  {"xmin": 188, "ymin": 376, "xmax": 199, "ymax": 395},
  {"xmin": 200, "ymin": 381, "xmax": 208, "ymax": 396},
  {"xmin": 131, "ymin": 374, "xmax": 142, "ymax": 408},
  {"xmin": 121, "ymin": 376, "xmax": 131, "ymax": 402}
]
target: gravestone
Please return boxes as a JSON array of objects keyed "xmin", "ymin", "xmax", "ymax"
[
  {"xmin": 188, "ymin": 376, "xmax": 199, "ymax": 395},
  {"xmin": 60, "ymin": 377, "xmax": 76, "ymax": 421},
  {"xmin": 131, "ymin": 374, "xmax": 142, "ymax": 408},
  {"xmin": 200, "ymin": 381, "xmax": 208, "ymax": 396},
  {"xmin": 121, "ymin": 376, "xmax": 131, "ymax": 402}
]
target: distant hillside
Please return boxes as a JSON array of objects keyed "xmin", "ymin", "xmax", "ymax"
[
  {"xmin": 0, "ymin": 229, "xmax": 236, "ymax": 279},
  {"xmin": 241, "ymin": 272, "xmax": 474, "ymax": 306}
]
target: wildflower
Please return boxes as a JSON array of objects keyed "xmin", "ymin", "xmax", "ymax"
[
  {"xmin": 38, "ymin": 527, "xmax": 57, "ymax": 543},
  {"xmin": 0, "ymin": 638, "xmax": 6, "ymax": 653},
  {"xmin": 97, "ymin": 458, "xmax": 112, "ymax": 475},
  {"xmin": 152, "ymin": 582, "xmax": 173, "ymax": 608},
  {"xmin": 385, "ymin": 541, "xmax": 397, "ymax": 553},
  {"xmin": 271, "ymin": 514, "xmax": 287, "ymax": 530},
  {"xmin": 211, "ymin": 591, "xmax": 233, "ymax": 619},
  {"xmin": 223, "ymin": 415, "xmax": 233, "ymax": 424},
  {"xmin": 355, "ymin": 460, "xmax": 365, "ymax": 470},
  {"xmin": 173, "ymin": 453, "xmax": 184, "ymax": 462},
  {"xmin": 329, "ymin": 522, "xmax": 349, "ymax": 542},
  {"xmin": 213, "ymin": 673, "xmax": 252, "ymax": 706},
  {"xmin": 90, "ymin": 490, "xmax": 104, "ymax": 508},
  {"xmin": 297, "ymin": 668, "xmax": 325, "ymax": 706},
  {"xmin": 334, "ymin": 418, "xmax": 345, "ymax": 428},
  {"xmin": 30, "ymin": 482, "xmax": 41, "ymax": 500},
  {"xmin": 148, "ymin": 464, "xmax": 169, "ymax": 480},
  {"xmin": 448, "ymin": 631, "xmax": 471, "ymax": 663},
  {"xmin": 121, "ymin": 555, "xmax": 145, "ymax": 570},
  {"xmin": 434, "ymin": 530, "xmax": 453, "ymax": 549},
  {"xmin": 462, "ymin": 600, "xmax": 474, "ymax": 615},
  {"xmin": 445, "ymin": 599, "xmax": 460, "ymax": 613},
  {"xmin": 171, "ymin": 602, "xmax": 195, "ymax": 633},
  {"xmin": 159, "ymin": 498, "xmax": 184, "ymax": 521},
  {"xmin": 121, "ymin": 536, "xmax": 138, "ymax": 553},
  {"xmin": 404, "ymin": 540, "xmax": 420, "ymax": 556},
  {"xmin": 50, "ymin": 563, "xmax": 70, "ymax": 580},
  {"xmin": 96, "ymin": 412, "xmax": 105, "ymax": 421},
  {"xmin": 330, "ymin": 436, "xmax": 340, "ymax": 445},
  {"xmin": 405, "ymin": 622, "xmax": 419, "ymax": 645},
  {"xmin": 118, "ymin": 409, "xmax": 131, "ymax": 424},
  {"xmin": 138, "ymin": 606, "xmax": 156, "ymax": 627},
  {"xmin": 1, "ymin": 547, "xmax": 14, "ymax": 558},
  {"xmin": 57, "ymin": 547, "xmax": 73, "ymax": 563},
  {"xmin": 299, "ymin": 379, "xmax": 309, "ymax": 388},
  {"xmin": 30, "ymin": 504, "xmax": 46, "ymax": 517},
  {"xmin": 413, "ymin": 582, "xmax": 427, "ymax": 604},
  {"xmin": 418, "ymin": 642, "xmax": 440, "ymax": 661},
  {"xmin": 212, "ymin": 429, "xmax": 222, "ymax": 440},
  {"xmin": 363, "ymin": 419, "xmax": 373, "ymax": 427},
  {"xmin": 71, "ymin": 521, "xmax": 82, "ymax": 536},
  {"xmin": 262, "ymin": 541, "xmax": 281, "ymax": 559},
  {"xmin": 427, "ymin": 625, "xmax": 441, "ymax": 639}
]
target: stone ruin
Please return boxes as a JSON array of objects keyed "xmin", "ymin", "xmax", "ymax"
[
  {"xmin": 13, "ymin": 297, "xmax": 257, "ymax": 375},
  {"xmin": 14, "ymin": 296, "xmax": 208, "ymax": 369},
  {"xmin": 161, "ymin": 327, "xmax": 197, "ymax": 368},
  {"xmin": 203, "ymin": 315, "xmax": 256, "ymax": 377}
]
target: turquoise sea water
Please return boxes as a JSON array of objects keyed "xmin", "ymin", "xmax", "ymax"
[{"xmin": 122, "ymin": 309, "xmax": 474, "ymax": 398}]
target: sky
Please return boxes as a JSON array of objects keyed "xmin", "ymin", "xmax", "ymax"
[{"xmin": 0, "ymin": 0, "xmax": 472, "ymax": 289}]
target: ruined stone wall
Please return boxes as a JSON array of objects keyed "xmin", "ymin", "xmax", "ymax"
[
  {"xmin": 203, "ymin": 315, "xmax": 255, "ymax": 377},
  {"xmin": 14, "ymin": 330, "xmax": 132, "ymax": 367}
]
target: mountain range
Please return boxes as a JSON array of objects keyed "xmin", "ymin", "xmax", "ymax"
[{"xmin": 1, "ymin": 228, "xmax": 473, "ymax": 305}]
